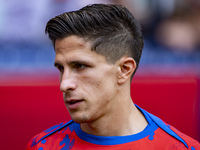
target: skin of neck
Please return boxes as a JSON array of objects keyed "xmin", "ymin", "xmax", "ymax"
[{"xmin": 80, "ymin": 79, "xmax": 148, "ymax": 137}]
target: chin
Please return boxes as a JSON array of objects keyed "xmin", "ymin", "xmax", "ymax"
[{"xmin": 71, "ymin": 114, "xmax": 91, "ymax": 123}]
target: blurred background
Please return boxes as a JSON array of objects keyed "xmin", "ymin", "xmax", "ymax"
[{"xmin": 0, "ymin": 0, "xmax": 200, "ymax": 149}]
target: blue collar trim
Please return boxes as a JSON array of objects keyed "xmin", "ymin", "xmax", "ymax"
[{"xmin": 74, "ymin": 117, "xmax": 158, "ymax": 145}]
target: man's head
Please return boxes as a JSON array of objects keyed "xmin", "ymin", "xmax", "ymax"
[
  {"xmin": 45, "ymin": 4, "xmax": 144, "ymax": 78},
  {"xmin": 45, "ymin": 4, "xmax": 144, "ymax": 123}
]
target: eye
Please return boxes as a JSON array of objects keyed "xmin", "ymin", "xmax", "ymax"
[
  {"xmin": 57, "ymin": 65, "xmax": 64, "ymax": 72},
  {"xmin": 54, "ymin": 62, "xmax": 64, "ymax": 73},
  {"xmin": 73, "ymin": 63, "xmax": 88, "ymax": 70}
]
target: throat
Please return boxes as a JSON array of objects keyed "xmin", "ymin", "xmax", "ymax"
[
  {"xmin": 80, "ymin": 119, "xmax": 118, "ymax": 136},
  {"xmin": 80, "ymin": 105, "xmax": 148, "ymax": 136}
]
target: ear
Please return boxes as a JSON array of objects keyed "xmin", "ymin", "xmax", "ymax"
[{"xmin": 117, "ymin": 57, "xmax": 136, "ymax": 85}]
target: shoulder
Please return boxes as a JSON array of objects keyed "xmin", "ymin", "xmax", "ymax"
[
  {"xmin": 26, "ymin": 120, "xmax": 74, "ymax": 150},
  {"xmin": 148, "ymin": 113, "xmax": 200, "ymax": 149},
  {"xmin": 136, "ymin": 105, "xmax": 200, "ymax": 149},
  {"xmin": 168, "ymin": 125, "xmax": 200, "ymax": 149}
]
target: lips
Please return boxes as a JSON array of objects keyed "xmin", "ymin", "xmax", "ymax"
[
  {"xmin": 66, "ymin": 99, "xmax": 83, "ymax": 103},
  {"xmin": 65, "ymin": 99, "xmax": 84, "ymax": 109}
]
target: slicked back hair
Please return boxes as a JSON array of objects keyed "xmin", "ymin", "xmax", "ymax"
[{"xmin": 45, "ymin": 4, "xmax": 144, "ymax": 78}]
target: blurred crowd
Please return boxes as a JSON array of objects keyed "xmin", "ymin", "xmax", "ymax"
[
  {"xmin": 117, "ymin": 0, "xmax": 200, "ymax": 52},
  {"xmin": 0, "ymin": 0, "xmax": 200, "ymax": 75}
]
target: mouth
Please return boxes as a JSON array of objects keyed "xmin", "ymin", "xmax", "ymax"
[{"xmin": 66, "ymin": 99, "xmax": 84, "ymax": 109}]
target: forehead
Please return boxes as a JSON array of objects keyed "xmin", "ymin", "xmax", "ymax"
[
  {"xmin": 55, "ymin": 36, "xmax": 90, "ymax": 52},
  {"xmin": 54, "ymin": 36, "xmax": 107, "ymax": 63}
]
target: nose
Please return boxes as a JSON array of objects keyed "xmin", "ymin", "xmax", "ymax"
[{"xmin": 60, "ymin": 70, "xmax": 77, "ymax": 92}]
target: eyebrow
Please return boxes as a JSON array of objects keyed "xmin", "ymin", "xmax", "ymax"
[{"xmin": 54, "ymin": 60, "xmax": 93, "ymax": 67}]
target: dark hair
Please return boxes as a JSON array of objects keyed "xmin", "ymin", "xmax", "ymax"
[{"xmin": 45, "ymin": 4, "xmax": 144, "ymax": 78}]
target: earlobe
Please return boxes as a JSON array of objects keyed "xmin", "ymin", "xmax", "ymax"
[{"xmin": 117, "ymin": 57, "xmax": 136, "ymax": 85}]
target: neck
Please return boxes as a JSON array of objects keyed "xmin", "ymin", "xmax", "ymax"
[{"xmin": 80, "ymin": 93, "xmax": 148, "ymax": 136}]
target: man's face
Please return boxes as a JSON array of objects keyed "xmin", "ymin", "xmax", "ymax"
[{"xmin": 54, "ymin": 36, "xmax": 120, "ymax": 123}]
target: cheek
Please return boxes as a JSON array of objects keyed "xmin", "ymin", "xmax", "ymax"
[
  {"xmin": 86, "ymin": 79, "xmax": 104, "ymax": 94},
  {"xmin": 94, "ymin": 80, "xmax": 115, "ymax": 101},
  {"xmin": 80, "ymin": 67, "xmax": 117, "ymax": 99},
  {"xmin": 81, "ymin": 77, "xmax": 108, "ymax": 100}
]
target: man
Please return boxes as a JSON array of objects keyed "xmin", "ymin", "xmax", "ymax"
[{"xmin": 26, "ymin": 4, "xmax": 200, "ymax": 150}]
